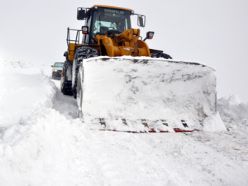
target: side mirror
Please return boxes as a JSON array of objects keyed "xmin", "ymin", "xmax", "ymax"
[
  {"xmin": 51, "ymin": 65, "xmax": 54, "ymax": 67},
  {"xmin": 63, "ymin": 51, "xmax": 68, "ymax": 57},
  {"xmin": 81, "ymin": 26, "xmax": 89, "ymax": 34},
  {"xmin": 137, "ymin": 15, "xmax": 146, "ymax": 27},
  {"xmin": 77, "ymin": 8, "xmax": 86, "ymax": 20},
  {"xmin": 143, "ymin": 31, "xmax": 155, "ymax": 41}
]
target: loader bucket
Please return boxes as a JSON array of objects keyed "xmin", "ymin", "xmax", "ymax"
[{"xmin": 77, "ymin": 56, "xmax": 217, "ymax": 133}]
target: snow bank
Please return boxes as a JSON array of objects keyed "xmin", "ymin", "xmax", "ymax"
[
  {"xmin": 203, "ymin": 112, "xmax": 226, "ymax": 131},
  {"xmin": 218, "ymin": 96, "xmax": 248, "ymax": 131},
  {"xmin": 0, "ymin": 60, "xmax": 55, "ymax": 128},
  {"xmin": 0, "ymin": 59, "xmax": 248, "ymax": 186}
]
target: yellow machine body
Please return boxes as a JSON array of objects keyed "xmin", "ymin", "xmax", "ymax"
[
  {"xmin": 67, "ymin": 28, "xmax": 151, "ymax": 62},
  {"xmin": 68, "ymin": 43, "xmax": 77, "ymax": 62},
  {"xmin": 95, "ymin": 29, "xmax": 150, "ymax": 57}
]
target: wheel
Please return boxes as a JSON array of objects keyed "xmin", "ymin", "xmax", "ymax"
[
  {"xmin": 72, "ymin": 47, "xmax": 98, "ymax": 99},
  {"xmin": 61, "ymin": 60, "xmax": 73, "ymax": 95}
]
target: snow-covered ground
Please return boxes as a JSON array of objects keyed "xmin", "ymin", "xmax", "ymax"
[{"xmin": 0, "ymin": 60, "xmax": 248, "ymax": 186}]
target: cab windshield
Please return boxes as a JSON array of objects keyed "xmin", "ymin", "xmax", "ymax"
[
  {"xmin": 54, "ymin": 62, "xmax": 64, "ymax": 68},
  {"xmin": 91, "ymin": 8, "xmax": 131, "ymax": 35}
]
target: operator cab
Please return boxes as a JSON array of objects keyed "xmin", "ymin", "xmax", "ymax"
[
  {"xmin": 91, "ymin": 8, "xmax": 131, "ymax": 35},
  {"xmin": 77, "ymin": 5, "xmax": 146, "ymax": 44}
]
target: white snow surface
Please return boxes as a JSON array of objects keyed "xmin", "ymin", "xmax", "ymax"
[
  {"xmin": 0, "ymin": 60, "xmax": 55, "ymax": 128},
  {"xmin": 203, "ymin": 112, "xmax": 226, "ymax": 132},
  {"xmin": 0, "ymin": 60, "xmax": 248, "ymax": 186}
]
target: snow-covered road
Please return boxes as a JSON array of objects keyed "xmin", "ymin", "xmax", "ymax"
[{"xmin": 0, "ymin": 61, "xmax": 248, "ymax": 186}]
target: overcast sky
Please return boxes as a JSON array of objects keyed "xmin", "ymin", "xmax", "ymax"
[{"xmin": 0, "ymin": 0, "xmax": 248, "ymax": 101}]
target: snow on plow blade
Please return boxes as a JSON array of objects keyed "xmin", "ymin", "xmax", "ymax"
[{"xmin": 77, "ymin": 56, "xmax": 217, "ymax": 133}]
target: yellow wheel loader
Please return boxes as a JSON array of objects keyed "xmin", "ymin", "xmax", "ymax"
[{"xmin": 61, "ymin": 5, "xmax": 218, "ymax": 133}]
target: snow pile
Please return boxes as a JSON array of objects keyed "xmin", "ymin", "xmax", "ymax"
[
  {"xmin": 81, "ymin": 57, "xmax": 217, "ymax": 129},
  {"xmin": 202, "ymin": 112, "xmax": 226, "ymax": 131},
  {"xmin": 1, "ymin": 107, "xmax": 247, "ymax": 186},
  {"xmin": 218, "ymin": 96, "xmax": 248, "ymax": 131},
  {"xmin": 0, "ymin": 60, "xmax": 55, "ymax": 128},
  {"xmin": 0, "ymin": 58, "xmax": 248, "ymax": 186}
]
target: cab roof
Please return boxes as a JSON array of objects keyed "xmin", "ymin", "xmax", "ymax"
[{"xmin": 92, "ymin": 5, "xmax": 133, "ymax": 12}]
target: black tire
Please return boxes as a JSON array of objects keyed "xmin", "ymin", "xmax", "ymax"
[
  {"xmin": 61, "ymin": 60, "xmax": 73, "ymax": 95},
  {"xmin": 72, "ymin": 47, "xmax": 98, "ymax": 99},
  {"xmin": 61, "ymin": 81, "xmax": 72, "ymax": 95}
]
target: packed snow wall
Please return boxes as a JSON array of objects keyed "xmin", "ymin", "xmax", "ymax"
[{"xmin": 0, "ymin": 61, "xmax": 55, "ymax": 128}]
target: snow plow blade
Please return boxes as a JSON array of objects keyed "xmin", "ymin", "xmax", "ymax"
[{"xmin": 77, "ymin": 56, "xmax": 217, "ymax": 133}]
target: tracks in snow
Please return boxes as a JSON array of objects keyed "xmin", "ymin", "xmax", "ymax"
[{"xmin": 52, "ymin": 80, "xmax": 78, "ymax": 119}]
